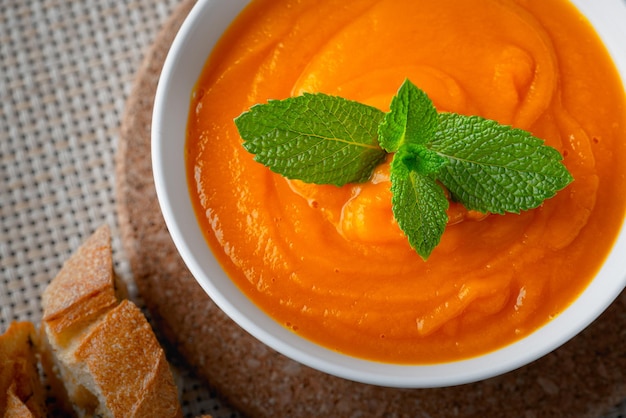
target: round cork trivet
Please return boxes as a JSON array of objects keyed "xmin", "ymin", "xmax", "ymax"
[{"xmin": 115, "ymin": 1, "xmax": 626, "ymax": 416}]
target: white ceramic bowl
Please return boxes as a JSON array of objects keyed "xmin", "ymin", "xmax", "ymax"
[{"xmin": 152, "ymin": 0, "xmax": 626, "ymax": 388}]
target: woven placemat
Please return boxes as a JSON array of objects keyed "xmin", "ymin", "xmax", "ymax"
[
  {"xmin": 115, "ymin": 1, "xmax": 626, "ymax": 417},
  {"xmin": 0, "ymin": 0, "xmax": 235, "ymax": 416}
]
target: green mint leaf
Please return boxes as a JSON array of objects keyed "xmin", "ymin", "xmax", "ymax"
[
  {"xmin": 395, "ymin": 143, "xmax": 448, "ymax": 176},
  {"xmin": 234, "ymin": 93, "xmax": 386, "ymax": 186},
  {"xmin": 390, "ymin": 153, "xmax": 449, "ymax": 260},
  {"xmin": 378, "ymin": 79, "xmax": 438, "ymax": 152},
  {"xmin": 429, "ymin": 113, "xmax": 574, "ymax": 214}
]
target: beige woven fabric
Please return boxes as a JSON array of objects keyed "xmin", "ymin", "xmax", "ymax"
[
  {"xmin": 0, "ymin": 1, "xmax": 237, "ymax": 416},
  {"xmin": 0, "ymin": 0, "xmax": 625, "ymax": 417}
]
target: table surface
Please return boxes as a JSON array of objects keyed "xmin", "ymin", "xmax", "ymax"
[{"xmin": 0, "ymin": 1, "xmax": 624, "ymax": 417}]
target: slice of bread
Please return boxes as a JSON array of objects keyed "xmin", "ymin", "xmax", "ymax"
[
  {"xmin": 41, "ymin": 224, "xmax": 126, "ymax": 347},
  {"xmin": 48, "ymin": 299, "xmax": 182, "ymax": 417},
  {"xmin": 40, "ymin": 225, "xmax": 183, "ymax": 417},
  {"xmin": 0, "ymin": 321, "xmax": 47, "ymax": 417}
]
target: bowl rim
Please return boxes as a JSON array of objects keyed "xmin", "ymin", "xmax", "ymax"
[{"xmin": 152, "ymin": 0, "xmax": 626, "ymax": 388}]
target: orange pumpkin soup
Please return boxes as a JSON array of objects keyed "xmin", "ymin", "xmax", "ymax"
[{"xmin": 186, "ymin": 0, "xmax": 626, "ymax": 363}]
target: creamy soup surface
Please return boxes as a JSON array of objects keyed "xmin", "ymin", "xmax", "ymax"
[{"xmin": 186, "ymin": 0, "xmax": 626, "ymax": 363}]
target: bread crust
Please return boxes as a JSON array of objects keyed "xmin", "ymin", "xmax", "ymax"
[
  {"xmin": 74, "ymin": 300, "xmax": 182, "ymax": 417},
  {"xmin": 40, "ymin": 224, "xmax": 183, "ymax": 417},
  {"xmin": 0, "ymin": 321, "xmax": 47, "ymax": 417},
  {"xmin": 41, "ymin": 224, "xmax": 119, "ymax": 344}
]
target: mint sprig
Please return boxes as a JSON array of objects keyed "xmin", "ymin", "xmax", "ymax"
[{"xmin": 234, "ymin": 80, "xmax": 573, "ymax": 260}]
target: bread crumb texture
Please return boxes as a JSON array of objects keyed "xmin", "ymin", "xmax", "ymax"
[{"xmin": 0, "ymin": 321, "xmax": 47, "ymax": 417}]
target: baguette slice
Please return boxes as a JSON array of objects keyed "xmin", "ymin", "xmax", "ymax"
[
  {"xmin": 41, "ymin": 224, "xmax": 125, "ymax": 347},
  {"xmin": 0, "ymin": 321, "xmax": 47, "ymax": 417},
  {"xmin": 67, "ymin": 300, "xmax": 182, "ymax": 417},
  {"xmin": 40, "ymin": 225, "xmax": 182, "ymax": 418}
]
